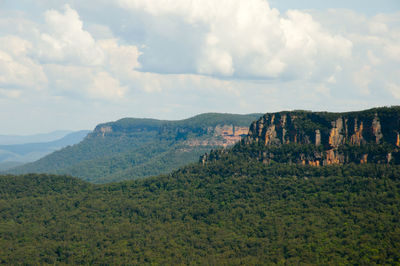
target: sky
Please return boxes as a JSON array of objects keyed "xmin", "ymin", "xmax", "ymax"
[{"xmin": 0, "ymin": 0, "xmax": 399, "ymax": 134}]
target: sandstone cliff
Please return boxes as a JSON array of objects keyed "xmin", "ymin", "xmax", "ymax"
[
  {"xmin": 90, "ymin": 118, "xmax": 250, "ymax": 147},
  {"xmin": 242, "ymin": 107, "xmax": 400, "ymax": 165}
]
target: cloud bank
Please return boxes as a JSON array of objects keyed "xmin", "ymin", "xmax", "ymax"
[
  {"xmin": 119, "ymin": 0, "xmax": 353, "ymax": 80},
  {"xmin": 0, "ymin": 0, "xmax": 399, "ymax": 133}
]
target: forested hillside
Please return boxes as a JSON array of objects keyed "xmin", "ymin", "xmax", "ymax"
[
  {"xmin": 1, "ymin": 160, "xmax": 400, "ymax": 264},
  {"xmin": 7, "ymin": 113, "xmax": 260, "ymax": 183}
]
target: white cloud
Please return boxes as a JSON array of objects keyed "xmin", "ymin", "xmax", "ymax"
[
  {"xmin": 0, "ymin": 36, "xmax": 47, "ymax": 90},
  {"xmin": 309, "ymin": 9, "xmax": 400, "ymax": 99},
  {"xmin": 37, "ymin": 4, "xmax": 105, "ymax": 66},
  {"xmin": 384, "ymin": 43, "xmax": 400, "ymax": 62},
  {"xmin": 369, "ymin": 21, "xmax": 389, "ymax": 35},
  {"xmin": 98, "ymin": 39, "xmax": 141, "ymax": 75},
  {"xmin": 0, "ymin": 1, "xmax": 399, "ymax": 134},
  {"xmin": 43, "ymin": 63, "xmax": 128, "ymax": 100},
  {"xmin": 0, "ymin": 5, "xmax": 146, "ymax": 100},
  {"xmin": 367, "ymin": 50, "xmax": 381, "ymax": 65},
  {"xmin": 0, "ymin": 88, "xmax": 21, "ymax": 99},
  {"xmin": 0, "ymin": 35, "xmax": 32, "ymax": 56},
  {"xmin": 387, "ymin": 83, "xmax": 400, "ymax": 99},
  {"xmin": 197, "ymin": 43, "xmax": 234, "ymax": 76},
  {"xmin": 353, "ymin": 65, "xmax": 372, "ymax": 95},
  {"xmin": 87, "ymin": 72, "xmax": 127, "ymax": 99},
  {"xmin": 118, "ymin": 0, "xmax": 353, "ymax": 80},
  {"xmin": 85, "ymin": 23, "xmax": 114, "ymax": 40}
]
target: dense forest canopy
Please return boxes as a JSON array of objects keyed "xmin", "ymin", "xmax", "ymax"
[{"xmin": 1, "ymin": 157, "xmax": 400, "ymax": 264}]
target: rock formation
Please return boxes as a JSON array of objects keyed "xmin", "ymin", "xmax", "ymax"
[
  {"xmin": 91, "ymin": 120, "xmax": 250, "ymax": 147},
  {"xmin": 184, "ymin": 125, "xmax": 248, "ymax": 147},
  {"xmin": 243, "ymin": 107, "xmax": 400, "ymax": 165},
  {"xmin": 98, "ymin": 126, "xmax": 112, "ymax": 137}
]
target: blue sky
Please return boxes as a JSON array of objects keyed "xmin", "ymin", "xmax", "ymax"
[{"xmin": 0, "ymin": 0, "xmax": 399, "ymax": 134}]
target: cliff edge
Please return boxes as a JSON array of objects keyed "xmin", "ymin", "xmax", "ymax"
[{"xmin": 202, "ymin": 107, "xmax": 400, "ymax": 165}]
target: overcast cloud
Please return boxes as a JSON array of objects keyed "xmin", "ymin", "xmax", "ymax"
[{"xmin": 0, "ymin": 0, "xmax": 399, "ymax": 134}]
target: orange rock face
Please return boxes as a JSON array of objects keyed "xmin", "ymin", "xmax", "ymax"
[
  {"xmin": 360, "ymin": 154, "xmax": 368, "ymax": 164},
  {"xmin": 372, "ymin": 115, "xmax": 383, "ymax": 144},
  {"xmin": 329, "ymin": 118, "xmax": 344, "ymax": 148},
  {"xmin": 264, "ymin": 125, "xmax": 277, "ymax": 145},
  {"xmin": 308, "ymin": 160, "xmax": 320, "ymax": 166},
  {"xmin": 188, "ymin": 125, "xmax": 249, "ymax": 147},
  {"xmin": 244, "ymin": 109, "xmax": 400, "ymax": 166},
  {"xmin": 100, "ymin": 126, "xmax": 112, "ymax": 137},
  {"xmin": 325, "ymin": 149, "xmax": 340, "ymax": 165},
  {"xmin": 350, "ymin": 121, "xmax": 363, "ymax": 145},
  {"xmin": 215, "ymin": 125, "xmax": 249, "ymax": 145}
]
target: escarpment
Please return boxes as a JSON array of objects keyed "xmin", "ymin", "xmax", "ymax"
[
  {"xmin": 242, "ymin": 107, "xmax": 400, "ymax": 166},
  {"xmin": 91, "ymin": 121, "xmax": 249, "ymax": 147},
  {"xmin": 9, "ymin": 113, "xmax": 261, "ymax": 183},
  {"xmin": 185, "ymin": 125, "xmax": 249, "ymax": 147}
]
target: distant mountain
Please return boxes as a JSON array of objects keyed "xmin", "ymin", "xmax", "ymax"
[
  {"xmin": 0, "ymin": 130, "xmax": 72, "ymax": 145},
  {"xmin": 7, "ymin": 113, "xmax": 261, "ymax": 183},
  {"xmin": 0, "ymin": 161, "xmax": 24, "ymax": 171},
  {"xmin": 0, "ymin": 130, "xmax": 90, "ymax": 165}
]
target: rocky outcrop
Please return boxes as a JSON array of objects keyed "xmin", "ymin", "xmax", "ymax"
[
  {"xmin": 329, "ymin": 118, "xmax": 345, "ymax": 148},
  {"xmin": 99, "ymin": 126, "xmax": 112, "ymax": 137},
  {"xmin": 315, "ymin": 130, "xmax": 321, "ymax": 146},
  {"xmin": 372, "ymin": 115, "xmax": 383, "ymax": 144},
  {"xmin": 360, "ymin": 154, "xmax": 368, "ymax": 164},
  {"xmin": 244, "ymin": 107, "xmax": 400, "ymax": 166},
  {"xmin": 349, "ymin": 119, "xmax": 364, "ymax": 145},
  {"xmin": 92, "ymin": 121, "xmax": 249, "ymax": 147},
  {"xmin": 186, "ymin": 125, "xmax": 249, "ymax": 147}
]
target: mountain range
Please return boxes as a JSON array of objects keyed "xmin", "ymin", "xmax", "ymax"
[
  {"xmin": 7, "ymin": 113, "xmax": 261, "ymax": 183},
  {"xmin": 0, "ymin": 130, "xmax": 90, "ymax": 171},
  {"xmin": 0, "ymin": 106, "xmax": 399, "ymax": 264},
  {"xmin": 0, "ymin": 130, "xmax": 72, "ymax": 145}
]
